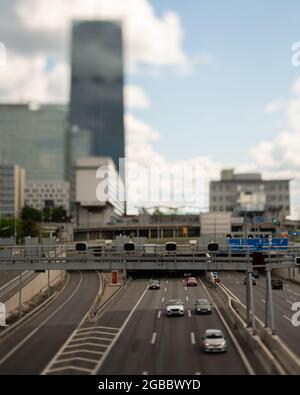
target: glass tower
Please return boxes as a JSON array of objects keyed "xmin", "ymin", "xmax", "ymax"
[
  {"xmin": 0, "ymin": 104, "xmax": 68, "ymax": 180},
  {"xmin": 69, "ymin": 20, "xmax": 125, "ymax": 170}
]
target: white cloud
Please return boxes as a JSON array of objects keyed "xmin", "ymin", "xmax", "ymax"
[
  {"xmin": 0, "ymin": 51, "xmax": 68, "ymax": 103},
  {"xmin": 124, "ymin": 85, "xmax": 150, "ymax": 109},
  {"xmin": 265, "ymin": 100, "xmax": 284, "ymax": 114},
  {"xmin": 16, "ymin": 0, "xmax": 188, "ymax": 71},
  {"xmin": 250, "ymin": 77, "xmax": 300, "ymax": 218}
]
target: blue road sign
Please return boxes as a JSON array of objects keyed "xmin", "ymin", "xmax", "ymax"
[{"xmin": 228, "ymin": 238, "xmax": 288, "ymax": 252}]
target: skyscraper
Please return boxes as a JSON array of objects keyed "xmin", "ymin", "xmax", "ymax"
[
  {"xmin": 69, "ymin": 20, "xmax": 125, "ymax": 170},
  {"xmin": 0, "ymin": 103, "xmax": 68, "ymax": 180}
]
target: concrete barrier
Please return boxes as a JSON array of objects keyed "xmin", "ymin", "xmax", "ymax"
[
  {"xmin": 225, "ymin": 288, "xmax": 300, "ymax": 374},
  {"xmin": 215, "ymin": 285, "xmax": 285, "ymax": 374}
]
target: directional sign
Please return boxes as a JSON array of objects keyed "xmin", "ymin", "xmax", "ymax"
[{"xmin": 228, "ymin": 238, "xmax": 288, "ymax": 252}]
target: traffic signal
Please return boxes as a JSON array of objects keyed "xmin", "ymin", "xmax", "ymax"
[{"xmin": 272, "ymin": 217, "xmax": 277, "ymax": 224}]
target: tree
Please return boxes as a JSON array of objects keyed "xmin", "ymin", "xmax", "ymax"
[{"xmin": 20, "ymin": 206, "xmax": 41, "ymax": 222}]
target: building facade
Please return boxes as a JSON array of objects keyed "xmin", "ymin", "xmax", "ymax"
[
  {"xmin": 25, "ymin": 181, "xmax": 70, "ymax": 213},
  {"xmin": 0, "ymin": 103, "xmax": 68, "ymax": 181},
  {"xmin": 69, "ymin": 20, "xmax": 125, "ymax": 171},
  {"xmin": 75, "ymin": 156, "xmax": 125, "ymax": 226},
  {"xmin": 0, "ymin": 164, "xmax": 25, "ymax": 218},
  {"xmin": 209, "ymin": 169, "xmax": 290, "ymax": 217}
]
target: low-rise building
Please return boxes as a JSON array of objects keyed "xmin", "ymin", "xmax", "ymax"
[{"xmin": 25, "ymin": 180, "xmax": 70, "ymax": 213}]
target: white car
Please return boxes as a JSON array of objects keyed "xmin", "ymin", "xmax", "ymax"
[
  {"xmin": 202, "ymin": 329, "xmax": 227, "ymax": 353},
  {"xmin": 166, "ymin": 299, "xmax": 184, "ymax": 316}
]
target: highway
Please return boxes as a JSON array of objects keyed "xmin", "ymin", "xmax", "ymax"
[
  {"xmin": 77, "ymin": 277, "xmax": 253, "ymax": 375},
  {"xmin": 0, "ymin": 271, "xmax": 101, "ymax": 374},
  {"xmin": 219, "ymin": 272, "xmax": 300, "ymax": 357}
]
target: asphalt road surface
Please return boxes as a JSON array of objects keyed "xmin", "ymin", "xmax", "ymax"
[
  {"xmin": 219, "ymin": 271, "xmax": 300, "ymax": 357},
  {"xmin": 0, "ymin": 271, "xmax": 100, "ymax": 374},
  {"xmin": 95, "ymin": 277, "xmax": 250, "ymax": 375}
]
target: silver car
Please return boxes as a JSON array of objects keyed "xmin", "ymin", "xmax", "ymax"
[
  {"xmin": 202, "ymin": 329, "xmax": 227, "ymax": 353},
  {"xmin": 166, "ymin": 299, "xmax": 184, "ymax": 316}
]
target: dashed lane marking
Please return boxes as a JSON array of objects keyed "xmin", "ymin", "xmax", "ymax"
[
  {"xmin": 190, "ymin": 332, "xmax": 196, "ymax": 345},
  {"xmin": 151, "ymin": 332, "xmax": 157, "ymax": 345}
]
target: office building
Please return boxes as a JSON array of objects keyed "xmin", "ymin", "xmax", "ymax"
[
  {"xmin": 75, "ymin": 156, "xmax": 125, "ymax": 226},
  {"xmin": 0, "ymin": 103, "xmax": 68, "ymax": 180},
  {"xmin": 69, "ymin": 20, "xmax": 125, "ymax": 171},
  {"xmin": 0, "ymin": 164, "xmax": 25, "ymax": 218},
  {"xmin": 25, "ymin": 180, "xmax": 70, "ymax": 213},
  {"xmin": 209, "ymin": 169, "xmax": 290, "ymax": 217}
]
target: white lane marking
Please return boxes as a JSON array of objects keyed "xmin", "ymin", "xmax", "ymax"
[
  {"xmin": 235, "ymin": 281, "xmax": 240, "ymax": 285},
  {"xmin": 151, "ymin": 332, "xmax": 157, "ymax": 345},
  {"xmin": 78, "ymin": 325, "xmax": 119, "ymax": 332},
  {"xmin": 283, "ymin": 314, "xmax": 293, "ymax": 323},
  {"xmin": 287, "ymin": 289, "xmax": 293, "ymax": 294},
  {"xmin": 186, "ymin": 296, "xmax": 189, "ymax": 302},
  {"xmin": 161, "ymin": 296, "xmax": 165, "ymax": 303},
  {"xmin": 166, "ymin": 280, "xmax": 168, "ymax": 284},
  {"xmin": 190, "ymin": 332, "xmax": 196, "ymax": 345},
  {"xmin": 0, "ymin": 272, "xmax": 84, "ymax": 367},
  {"xmin": 198, "ymin": 278, "xmax": 255, "ymax": 376},
  {"xmin": 47, "ymin": 365, "xmax": 93, "ymax": 374},
  {"xmin": 184, "ymin": 287, "xmax": 187, "ymax": 292},
  {"xmin": 289, "ymin": 296, "xmax": 297, "ymax": 301},
  {"xmin": 164, "ymin": 287, "xmax": 167, "ymax": 292},
  {"xmin": 195, "ymin": 371, "xmax": 202, "ymax": 375},
  {"xmin": 157, "ymin": 310, "xmax": 161, "ymax": 319},
  {"xmin": 142, "ymin": 371, "xmax": 149, "ymax": 375},
  {"xmin": 188, "ymin": 309, "xmax": 191, "ymax": 318},
  {"xmin": 41, "ymin": 272, "xmax": 102, "ymax": 375},
  {"xmin": 261, "ymin": 299, "xmax": 266, "ymax": 304},
  {"xmin": 92, "ymin": 285, "xmax": 149, "ymax": 374},
  {"xmin": 286, "ymin": 300, "xmax": 294, "ymax": 305}
]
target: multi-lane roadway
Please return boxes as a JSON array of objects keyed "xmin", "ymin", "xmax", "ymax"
[
  {"xmin": 219, "ymin": 271, "xmax": 300, "ymax": 357},
  {"xmin": 0, "ymin": 271, "xmax": 101, "ymax": 374},
  {"xmin": 1, "ymin": 269, "xmax": 297, "ymax": 375}
]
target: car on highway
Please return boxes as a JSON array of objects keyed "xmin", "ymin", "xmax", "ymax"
[
  {"xmin": 252, "ymin": 270, "xmax": 260, "ymax": 279},
  {"xmin": 201, "ymin": 329, "xmax": 227, "ymax": 353},
  {"xmin": 194, "ymin": 298, "xmax": 212, "ymax": 314},
  {"xmin": 186, "ymin": 277, "xmax": 198, "ymax": 286},
  {"xmin": 271, "ymin": 279, "xmax": 283, "ymax": 290},
  {"xmin": 149, "ymin": 280, "xmax": 160, "ymax": 290},
  {"xmin": 244, "ymin": 277, "xmax": 257, "ymax": 286},
  {"xmin": 166, "ymin": 299, "xmax": 185, "ymax": 316}
]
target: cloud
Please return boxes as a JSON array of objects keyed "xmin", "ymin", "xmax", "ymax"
[
  {"xmin": 0, "ymin": 51, "xmax": 68, "ymax": 103},
  {"xmin": 14, "ymin": 0, "xmax": 188, "ymax": 71},
  {"xmin": 250, "ymin": 77, "xmax": 300, "ymax": 218},
  {"xmin": 265, "ymin": 100, "xmax": 285, "ymax": 114},
  {"xmin": 124, "ymin": 85, "xmax": 150, "ymax": 109}
]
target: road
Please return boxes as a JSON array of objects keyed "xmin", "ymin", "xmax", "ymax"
[
  {"xmin": 219, "ymin": 271, "xmax": 300, "ymax": 357},
  {"xmin": 0, "ymin": 271, "xmax": 22, "ymax": 288},
  {"xmin": 86, "ymin": 277, "xmax": 251, "ymax": 375},
  {"xmin": 0, "ymin": 271, "xmax": 101, "ymax": 374}
]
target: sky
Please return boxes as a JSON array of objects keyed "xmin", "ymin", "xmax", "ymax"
[{"xmin": 1, "ymin": 0, "xmax": 300, "ymax": 216}]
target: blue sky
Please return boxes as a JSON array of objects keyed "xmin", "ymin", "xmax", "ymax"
[{"xmin": 128, "ymin": 0, "xmax": 300, "ymax": 165}]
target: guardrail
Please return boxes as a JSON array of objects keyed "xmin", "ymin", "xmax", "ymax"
[{"xmin": 0, "ymin": 271, "xmax": 38, "ymax": 302}]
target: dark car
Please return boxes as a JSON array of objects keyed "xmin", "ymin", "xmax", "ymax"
[
  {"xmin": 149, "ymin": 280, "xmax": 160, "ymax": 290},
  {"xmin": 244, "ymin": 277, "xmax": 256, "ymax": 286},
  {"xmin": 271, "ymin": 279, "xmax": 283, "ymax": 290},
  {"xmin": 195, "ymin": 298, "xmax": 212, "ymax": 314},
  {"xmin": 186, "ymin": 277, "xmax": 198, "ymax": 286},
  {"xmin": 252, "ymin": 271, "xmax": 260, "ymax": 279}
]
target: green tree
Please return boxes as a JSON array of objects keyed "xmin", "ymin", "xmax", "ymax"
[{"xmin": 20, "ymin": 206, "xmax": 41, "ymax": 222}]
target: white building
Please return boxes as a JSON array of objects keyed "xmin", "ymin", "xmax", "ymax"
[
  {"xmin": 25, "ymin": 181, "xmax": 70, "ymax": 212},
  {"xmin": 0, "ymin": 164, "xmax": 25, "ymax": 218},
  {"xmin": 75, "ymin": 157, "xmax": 125, "ymax": 226}
]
